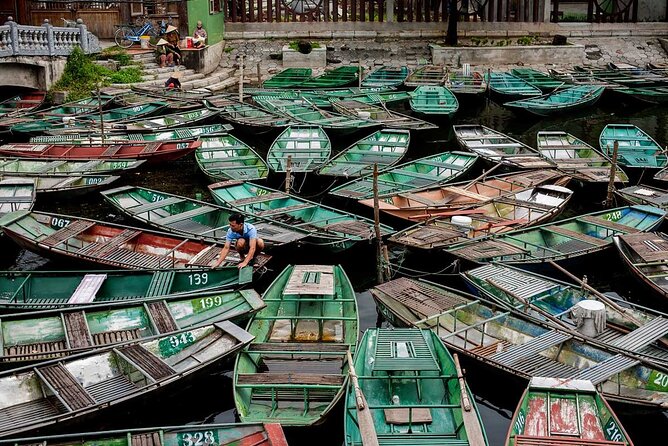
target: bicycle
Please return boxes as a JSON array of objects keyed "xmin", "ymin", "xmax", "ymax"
[{"xmin": 114, "ymin": 16, "xmax": 161, "ymax": 49}]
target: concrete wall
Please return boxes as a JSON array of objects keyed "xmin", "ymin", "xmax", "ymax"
[
  {"xmin": 639, "ymin": 0, "xmax": 666, "ymax": 21},
  {"xmin": 431, "ymin": 43, "xmax": 585, "ymax": 66},
  {"xmin": 0, "ymin": 57, "xmax": 67, "ymax": 90},
  {"xmin": 187, "ymin": 0, "xmax": 225, "ymax": 45},
  {"xmin": 181, "ymin": 40, "xmax": 226, "ymax": 75}
]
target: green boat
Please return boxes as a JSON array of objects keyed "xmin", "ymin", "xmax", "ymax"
[
  {"xmin": 4, "ymin": 96, "xmax": 113, "ymax": 126},
  {"xmin": 0, "ymin": 321, "xmax": 252, "ymax": 437},
  {"xmin": 0, "ymin": 288, "xmax": 264, "ymax": 365},
  {"xmin": 113, "ymin": 108, "xmax": 220, "ymax": 132},
  {"xmin": 345, "ymin": 328, "xmax": 488, "ymax": 446},
  {"xmin": 330, "ymin": 151, "xmax": 478, "ymax": 200},
  {"xmin": 267, "ymin": 125, "xmax": 331, "ymax": 172},
  {"xmin": 317, "ymin": 129, "xmax": 410, "ymax": 178},
  {"xmin": 196, "ymin": 135, "xmax": 268, "ymax": 182},
  {"xmin": 614, "ymin": 232, "xmax": 668, "ymax": 301},
  {"xmin": 510, "ymin": 68, "xmax": 567, "ymax": 92},
  {"xmin": 205, "ymin": 95, "xmax": 295, "ymax": 131},
  {"xmin": 504, "ymin": 85, "xmax": 605, "ymax": 117},
  {"xmin": 263, "ymin": 67, "xmax": 313, "ymax": 88},
  {"xmin": 0, "ymin": 267, "xmax": 252, "ymax": 310},
  {"xmin": 208, "ymin": 181, "xmax": 393, "ymax": 251},
  {"xmin": 1, "ymin": 174, "xmax": 120, "ymax": 198},
  {"xmin": 101, "ymin": 185, "xmax": 308, "ymax": 246},
  {"xmin": 0, "ymin": 178, "xmax": 35, "ymax": 218},
  {"xmin": 0, "ymin": 423, "xmax": 289, "ymax": 446},
  {"xmin": 536, "ymin": 131, "xmax": 628, "ymax": 184},
  {"xmin": 505, "ymin": 377, "xmax": 633, "ymax": 446},
  {"xmin": 404, "ymin": 65, "xmax": 448, "ymax": 87},
  {"xmin": 409, "ymin": 85, "xmax": 459, "ymax": 117},
  {"xmin": 0, "ymin": 91, "xmax": 46, "ymax": 118},
  {"xmin": 29, "ymin": 124, "xmax": 233, "ymax": 144},
  {"xmin": 361, "ymin": 66, "xmax": 410, "ymax": 88},
  {"xmin": 247, "ymin": 90, "xmax": 332, "ymax": 108},
  {"xmin": 234, "ymin": 264, "xmax": 358, "ymax": 426},
  {"xmin": 446, "ymin": 205, "xmax": 666, "ymax": 265},
  {"xmin": 330, "ymin": 99, "xmax": 437, "ymax": 131},
  {"xmin": 296, "ymin": 66, "xmax": 360, "ymax": 88},
  {"xmin": 446, "ymin": 71, "xmax": 488, "ymax": 97},
  {"xmin": 487, "ymin": 71, "xmax": 542, "ymax": 101},
  {"xmin": 615, "ymin": 85, "xmax": 668, "ymax": 104},
  {"xmin": 599, "ymin": 124, "xmax": 667, "ymax": 169},
  {"xmin": 0, "ymin": 158, "xmax": 146, "ymax": 175}
]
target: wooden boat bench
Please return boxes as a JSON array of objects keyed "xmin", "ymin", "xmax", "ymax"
[
  {"xmin": 92, "ymin": 328, "xmax": 141, "ymax": 345},
  {"xmin": 4, "ymin": 339, "xmax": 67, "ymax": 361},
  {"xmin": 230, "ymin": 192, "xmax": 286, "ymax": 206},
  {"xmin": 40, "ymin": 220, "xmax": 95, "ymax": 247},
  {"xmin": 155, "ymin": 206, "xmax": 216, "ymax": 226},
  {"xmin": 130, "ymin": 432, "xmax": 162, "ymax": 446},
  {"xmin": 77, "ymin": 229, "xmax": 141, "ymax": 258},
  {"xmin": 101, "ymin": 145, "xmax": 124, "ymax": 157},
  {"xmin": 63, "ymin": 311, "xmax": 94, "ymax": 348},
  {"xmin": 255, "ymin": 203, "xmax": 316, "ymax": 217},
  {"xmin": 375, "ymin": 435, "xmax": 468, "ymax": 446},
  {"xmin": 610, "ymin": 316, "xmax": 668, "ymax": 352},
  {"xmin": 34, "ymin": 363, "xmax": 96, "ymax": 410},
  {"xmin": 322, "ymin": 220, "xmax": 373, "ymax": 238},
  {"xmin": 102, "ymin": 248, "xmax": 168, "ymax": 269},
  {"xmin": 68, "ymin": 273, "xmax": 107, "ymax": 304},
  {"xmin": 146, "ymin": 300, "xmax": 179, "ymax": 333},
  {"xmin": 514, "ymin": 435, "xmax": 626, "ymax": 446},
  {"xmin": 141, "ymin": 143, "xmax": 161, "ymax": 154},
  {"xmin": 490, "ymin": 331, "xmax": 571, "ymax": 367},
  {"xmin": 236, "ymin": 372, "xmax": 344, "ymax": 387},
  {"xmin": 145, "ymin": 270, "xmax": 176, "ymax": 297},
  {"xmin": 540, "ymin": 225, "xmax": 609, "ymax": 247},
  {"xmin": 116, "ymin": 344, "xmax": 175, "ymax": 381},
  {"xmin": 129, "ymin": 197, "xmax": 185, "ymax": 214},
  {"xmin": 186, "ymin": 245, "xmax": 222, "ymax": 267},
  {"xmin": 247, "ymin": 342, "xmax": 349, "ymax": 353},
  {"xmin": 570, "ymin": 354, "xmax": 639, "ymax": 385},
  {"xmin": 580, "ymin": 215, "xmax": 639, "ymax": 234}
]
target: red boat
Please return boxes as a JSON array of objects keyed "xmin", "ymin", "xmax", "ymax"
[{"xmin": 0, "ymin": 140, "xmax": 201, "ymax": 162}]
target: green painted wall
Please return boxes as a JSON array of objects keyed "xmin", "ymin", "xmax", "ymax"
[{"xmin": 187, "ymin": 0, "xmax": 224, "ymax": 45}]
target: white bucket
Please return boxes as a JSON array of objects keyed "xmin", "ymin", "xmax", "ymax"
[
  {"xmin": 451, "ymin": 215, "xmax": 472, "ymax": 227},
  {"xmin": 140, "ymin": 35, "xmax": 151, "ymax": 49}
]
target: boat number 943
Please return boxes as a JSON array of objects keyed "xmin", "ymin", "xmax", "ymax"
[
  {"xmin": 188, "ymin": 273, "xmax": 208, "ymax": 286},
  {"xmin": 178, "ymin": 431, "xmax": 218, "ymax": 446},
  {"xmin": 51, "ymin": 217, "xmax": 71, "ymax": 228},
  {"xmin": 168, "ymin": 331, "xmax": 195, "ymax": 349}
]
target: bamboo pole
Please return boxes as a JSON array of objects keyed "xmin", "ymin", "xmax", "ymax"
[
  {"xmin": 373, "ymin": 163, "xmax": 384, "ymax": 284},
  {"xmin": 285, "ymin": 155, "xmax": 292, "ymax": 193},
  {"xmin": 238, "ymin": 55, "xmax": 244, "ymax": 102},
  {"xmin": 256, "ymin": 61, "xmax": 261, "ymax": 86},
  {"xmin": 605, "ymin": 141, "xmax": 619, "ymax": 208},
  {"xmin": 97, "ymin": 84, "xmax": 105, "ymax": 144},
  {"xmin": 453, "ymin": 353, "xmax": 486, "ymax": 446},
  {"xmin": 346, "ymin": 350, "xmax": 379, "ymax": 446}
]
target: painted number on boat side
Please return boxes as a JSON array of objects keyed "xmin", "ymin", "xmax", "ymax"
[
  {"xmin": 85, "ymin": 177, "xmax": 103, "ymax": 185},
  {"xmin": 603, "ymin": 418, "xmax": 623, "ymax": 442},
  {"xmin": 177, "ymin": 430, "xmax": 219, "ymax": 446},
  {"xmin": 603, "ymin": 210, "xmax": 622, "ymax": 222},
  {"xmin": 513, "ymin": 409, "xmax": 525, "ymax": 434},
  {"xmin": 51, "ymin": 217, "xmax": 70, "ymax": 228},
  {"xmin": 176, "ymin": 142, "xmax": 189, "ymax": 150},
  {"xmin": 159, "ymin": 331, "xmax": 196, "ymax": 356},
  {"xmin": 188, "ymin": 272, "xmax": 208, "ymax": 287},
  {"xmin": 646, "ymin": 370, "xmax": 668, "ymax": 391}
]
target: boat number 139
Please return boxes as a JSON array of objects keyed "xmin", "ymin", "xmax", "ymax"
[
  {"xmin": 188, "ymin": 273, "xmax": 208, "ymax": 286},
  {"xmin": 179, "ymin": 431, "xmax": 216, "ymax": 446}
]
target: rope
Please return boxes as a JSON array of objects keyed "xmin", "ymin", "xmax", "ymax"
[{"xmin": 387, "ymin": 258, "xmax": 462, "ymax": 278}]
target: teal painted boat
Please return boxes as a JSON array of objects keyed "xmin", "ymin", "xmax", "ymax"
[
  {"xmin": 0, "ymin": 158, "xmax": 146, "ymax": 175},
  {"xmin": 510, "ymin": 68, "xmax": 566, "ymax": 92},
  {"xmin": 504, "ymin": 85, "xmax": 604, "ymax": 116},
  {"xmin": 0, "ymin": 267, "xmax": 252, "ymax": 310},
  {"xmin": 0, "ymin": 288, "xmax": 264, "ymax": 365},
  {"xmin": 114, "ymin": 108, "xmax": 220, "ymax": 132},
  {"xmin": 331, "ymin": 99, "xmax": 438, "ymax": 131},
  {"xmin": 409, "ymin": 85, "xmax": 459, "ymax": 117},
  {"xmin": 234, "ymin": 264, "xmax": 358, "ymax": 426},
  {"xmin": 296, "ymin": 66, "xmax": 360, "ymax": 88},
  {"xmin": 263, "ymin": 67, "xmax": 313, "ymax": 88},
  {"xmin": 0, "ymin": 174, "xmax": 119, "ymax": 198},
  {"xmin": 505, "ymin": 377, "xmax": 633, "ymax": 446},
  {"xmin": 404, "ymin": 65, "xmax": 447, "ymax": 87},
  {"xmin": 29, "ymin": 124, "xmax": 233, "ymax": 144},
  {"xmin": 330, "ymin": 151, "xmax": 478, "ymax": 200},
  {"xmin": 345, "ymin": 328, "xmax": 488, "ymax": 446},
  {"xmin": 247, "ymin": 90, "xmax": 332, "ymax": 108},
  {"xmin": 487, "ymin": 71, "xmax": 542, "ymax": 100},
  {"xmin": 599, "ymin": 124, "xmax": 667, "ymax": 169},
  {"xmin": 361, "ymin": 66, "xmax": 410, "ymax": 88},
  {"xmin": 3, "ymin": 96, "xmax": 113, "ymax": 128},
  {"xmin": 101, "ymin": 185, "xmax": 307, "ymax": 246},
  {"xmin": 0, "ymin": 178, "xmax": 35, "ymax": 218},
  {"xmin": 446, "ymin": 71, "xmax": 488, "ymax": 97},
  {"xmin": 0, "ymin": 423, "xmax": 289, "ymax": 446},
  {"xmin": 196, "ymin": 135, "xmax": 268, "ymax": 182},
  {"xmin": 615, "ymin": 85, "xmax": 668, "ymax": 104},
  {"xmin": 205, "ymin": 96, "xmax": 294, "ymax": 131},
  {"xmin": 317, "ymin": 129, "xmax": 410, "ymax": 178},
  {"xmin": 536, "ymin": 131, "xmax": 629, "ymax": 184},
  {"xmin": 267, "ymin": 125, "xmax": 331, "ymax": 172},
  {"xmin": 0, "ymin": 321, "xmax": 252, "ymax": 437},
  {"xmin": 446, "ymin": 205, "xmax": 666, "ymax": 265},
  {"xmin": 208, "ymin": 181, "xmax": 393, "ymax": 251},
  {"xmin": 453, "ymin": 125, "xmax": 554, "ymax": 170}
]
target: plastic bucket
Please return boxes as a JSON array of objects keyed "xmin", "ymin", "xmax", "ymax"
[{"xmin": 140, "ymin": 35, "xmax": 151, "ymax": 49}]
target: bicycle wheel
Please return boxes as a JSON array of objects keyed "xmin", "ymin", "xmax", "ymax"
[
  {"xmin": 114, "ymin": 26, "xmax": 134, "ymax": 48},
  {"xmin": 145, "ymin": 27, "xmax": 161, "ymax": 48}
]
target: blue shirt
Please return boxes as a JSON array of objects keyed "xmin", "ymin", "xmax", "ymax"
[{"xmin": 226, "ymin": 222, "xmax": 257, "ymax": 243}]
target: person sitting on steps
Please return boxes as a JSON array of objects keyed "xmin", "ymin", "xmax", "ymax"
[{"xmin": 156, "ymin": 38, "xmax": 181, "ymax": 68}]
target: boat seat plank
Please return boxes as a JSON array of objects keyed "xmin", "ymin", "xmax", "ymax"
[
  {"xmin": 255, "ymin": 202, "xmax": 316, "ymax": 217},
  {"xmin": 129, "ymin": 197, "xmax": 185, "ymax": 214},
  {"xmin": 384, "ymin": 408, "xmax": 432, "ymax": 424},
  {"xmin": 0, "ymin": 399, "xmax": 60, "ymax": 431},
  {"xmin": 611, "ymin": 316, "xmax": 668, "ymax": 351},
  {"xmin": 142, "ymin": 143, "xmax": 160, "ymax": 153},
  {"xmin": 40, "ymin": 220, "xmax": 95, "ymax": 247},
  {"xmin": 78, "ymin": 229, "xmax": 141, "ymax": 258},
  {"xmin": 101, "ymin": 145, "xmax": 123, "ymax": 156},
  {"xmin": 131, "ymin": 432, "xmax": 162, "ymax": 446},
  {"xmin": 145, "ymin": 270, "xmax": 176, "ymax": 297},
  {"xmin": 229, "ymin": 192, "xmax": 286, "ymax": 206},
  {"xmin": 570, "ymin": 354, "xmax": 639, "ymax": 384},
  {"xmin": 102, "ymin": 248, "xmax": 165, "ymax": 269},
  {"xmin": 36, "ymin": 363, "xmax": 96, "ymax": 410},
  {"xmin": 441, "ymin": 186, "xmax": 490, "ymax": 202},
  {"xmin": 146, "ymin": 300, "xmax": 179, "ymax": 333},
  {"xmin": 4, "ymin": 340, "xmax": 67, "ymax": 361},
  {"xmin": 374, "ymin": 329, "xmax": 440, "ymax": 372},
  {"xmin": 247, "ymin": 342, "xmax": 349, "ymax": 352},
  {"xmin": 579, "ymin": 215, "xmax": 639, "ymax": 233},
  {"xmin": 63, "ymin": 311, "xmax": 93, "ymax": 349},
  {"xmin": 450, "ymin": 239, "xmax": 530, "ymax": 260},
  {"xmin": 236, "ymin": 372, "xmax": 344, "ymax": 386},
  {"xmin": 155, "ymin": 206, "xmax": 216, "ymax": 226},
  {"xmin": 322, "ymin": 220, "xmax": 374, "ymax": 238},
  {"xmin": 541, "ymin": 225, "xmax": 609, "ymax": 246},
  {"xmin": 284, "ymin": 265, "xmax": 335, "ymax": 295},
  {"xmin": 514, "ymin": 435, "xmax": 626, "ymax": 446},
  {"xmin": 490, "ymin": 331, "xmax": 571, "ymax": 366},
  {"xmin": 493, "ymin": 197, "xmax": 557, "ymax": 212},
  {"xmin": 117, "ymin": 344, "xmax": 175, "ymax": 380},
  {"xmin": 68, "ymin": 274, "xmax": 107, "ymax": 304},
  {"xmin": 186, "ymin": 245, "xmax": 221, "ymax": 267}
]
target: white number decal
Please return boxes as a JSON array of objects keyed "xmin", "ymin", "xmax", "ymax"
[
  {"xmin": 199, "ymin": 294, "xmax": 223, "ymax": 310},
  {"xmin": 654, "ymin": 372, "xmax": 668, "ymax": 387},
  {"xmin": 514, "ymin": 410, "xmax": 525, "ymax": 434},
  {"xmin": 51, "ymin": 217, "xmax": 70, "ymax": 228},
  {"xmin": 181, "ymin": 431, "xmax": 215, "ymax": 446},
  {"xmin": 176, "ymin": 142, "xmax": 188, "ymax": 149},
  {"xmin": 606, "ymin": 423, "xmax": 622, "ymax": 442},
  {"xmin": 169, "ymin": 331, "xmax": 195, "ymax": 348},
  {"xmin": 604, "ymin": 210, "xmax": 622, "ymax": 221},
  {"xmin": 189, "ymin": 273, "xmax": 209, "ymax": 286}
]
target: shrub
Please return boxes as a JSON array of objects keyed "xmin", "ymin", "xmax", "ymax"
[
  {"xmin": 99, "ymin": 46, "xmax": 132, "ymax": 66},
  {"xmin": 51, "ymin": 46, "xmax": 105, "ymax": 101}
]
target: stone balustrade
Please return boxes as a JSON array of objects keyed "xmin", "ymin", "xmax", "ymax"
[{"xmin": 0, "ymin": 17, "xmax": 100, "ymax": 58}]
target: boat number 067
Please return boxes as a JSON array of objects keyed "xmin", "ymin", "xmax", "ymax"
[
  {"xmin": 189, "ymin": 273, "xmax": 208, "ymax": 286},
  {"xmin": 168, "ymin": 331, "xmax": 195, "ymax": 348},
  {"xmin": 180, "ymin": 431, "xmax": 216, "ymax": 446},
  {"xmin": 51, "ymin": 217, "xmax": 70, "ymax": 228}
]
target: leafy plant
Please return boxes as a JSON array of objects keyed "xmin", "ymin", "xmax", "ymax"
[
  {"xmin": 99, "ymin": 46, "xmax": 132, "ymax": 66},
  {"xmin": 224, "ymin": 46, "xmax": 235, "ymax": 53},
  {"xmin": 51, "ymin": 46, "xmax": 105, "ymax": 101},
  {"xmin": 288, "ymin": 41, "xmax": 321, "ymax": 52},
  {"xmin": 108, "ymin": 66, "xmax": 143, "ymax": 84}
]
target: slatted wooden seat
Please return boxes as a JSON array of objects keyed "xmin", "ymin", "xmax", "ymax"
[
  {"xmin": 376, "ymin": 435, "xmax": 467, "ymax": 446},
  {"xmin": 101, "ymin": 145, "xmax": 123, "ymax": 157},
  {"xmin": 490, "ymin": 331, "xmax": 571, "ymax": 366},
  {"xmin": 142, "ymin": 143, "xmax": 160, "ymax": 153},
  {"xmin": 40, "ymin": 220, "xmax": 95, "ymax": 247},
  {"xmin": 68, "ymin": 274, "xmax": 107, "ymax": 304},
  {"xmin": 92, "ymin": 328, "xmax": 140, "ymax": 345},
  {"xmin": 131, "ymin": 432, "xmax": 162, "ymax": 446},
  {"xmin": 570, "ymin": 354, "xmax": 639, "ymax": 384},
  {"xmin": 284, "ymin": 265, "xmax": 334, "ymax": 295},
  {"xmin": 63, "ymin": 311, "xmax": 93, "ymax": 349},
  {"xmin": 255, "ymin": 203, "xmax": 316, "ymax": 217},
  {"xmin": 514, "ymin": 435, "xmax": 626, "ymax": 446},
  {"xmin": 247, "ymin": 343, "xmax": 349, "ymax": 352},
  {"xmin": 35, "ymin": 364, "xmax": 96, "ymax": 411},
  {"xmin": 541, "ymin": 225, "xmax": 609, "ymax": 247},
  {"xmin": 117, "ymin": 344, "xmax": 175, "ymax": 380},
  {"xmin": 236, "ymin": 373, "xmax": 344, "ymax": 386},
  {"xmin": 5, "ymin": 340, "xmax": 67, "ymax": 361},
  {"xmin": 145, "ymin": 271, "xmax": 175, "ymax": 297},
  {"xmin": 580, "ymin": 215, "xmax": 639, "ymax": 233},
  {"xmin": 103, "ymin": 248, "xmax": 165, "ymax": 269},
  {"xmin": 146, "ymin": 301, "xmax": 179, "ymax": 333},
  {"xmin": 322, "ymin": 220, "xmax": 373, "ymax": 238},
  {"xmin": 79, "ymin": 229, "xmax": 141, "ymax": 258},
  {"xmin": 611, "ymin": 316, "xmax": 668, "ymax": 351},
  {"xmin": 230, "ymin": 192, "xmax": 286, "ymax": 206},
  {"xmin": 156, "ymin": 206, "xmax": 216, "ymax": 226},
  {"xmin": 186, "ymin": 245, "xmax": 221, "ymax": 267},
  {"xmin": 129, "ymin": 197, "xmax": 184, "ymax": 214}
]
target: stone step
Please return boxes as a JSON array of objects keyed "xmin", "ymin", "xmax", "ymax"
[
  {"xmin": 132, "ymin": 51, "xmax": 156, "ymax": 61},
  {"xmin": 143, "ymin": 65, "xmax": 188, "ymax": 76},
  {"xmin": 205, "ymin": 77, "xmax": 239, "ymax": 93},
  {"xmin": 141, "ymin": 69, "xmax": 195, "ymax": 82}
]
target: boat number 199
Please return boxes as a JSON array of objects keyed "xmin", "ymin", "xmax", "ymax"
[
  {"xmin": 179, "ymin": 431, "xmax": 216, "ymax": 446},
  {"xmin": 189, "ymin": 273, "xmax": 208, "ymax": 286}
]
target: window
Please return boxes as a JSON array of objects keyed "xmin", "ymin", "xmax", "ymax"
[
  {"xmin": 210, "ymin": 0, "xmax": 221, "ymax": 13},
  {"xmin": 130, "ymin": 1, "xmax": 143, "ymax": 15}
]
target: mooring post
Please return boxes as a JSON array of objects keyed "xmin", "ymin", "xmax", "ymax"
[
  {"xmin": 285, "ymin": 155, "xmax": 292, "ymax": 193},
  {"xmin": 256, "ymin": 61, "xmax": 262, "ymax": 86},
  {"xmin": 373, "ymin": 163, "xmax": 385, "ymax": 284},
  {"xmin": 238, "ymin": 55, "xmax": 244, "ymax": 102},
  {"xmin": 358, "ymin": 63, "xmax": 362, "ymax": 89},
  {"xmin": 97, "ymin": 84, "xmax": 105, "ymax": 144},
  {"xmin": 605, "ymin": 141, "xmax": 619, "ymax": 208}
]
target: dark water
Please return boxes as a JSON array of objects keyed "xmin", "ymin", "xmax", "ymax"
[{"xmin": 3, "ymin": 93, "xmax": 668, "ymax": 444}]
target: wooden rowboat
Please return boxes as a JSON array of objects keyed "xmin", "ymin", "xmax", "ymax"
[
  {"xmin": 0, "ymin": 210, "xmax": 272, "ymax": 270},
  {"xmin": 0, "ymin": 174, "xmax": 119, "ymax": 198},
  {"xmin": 361, "ymin": 66, "xmax": 410, "ymax": 88},
  {"xmin": 446, "ymin": 71, "xmax": 488, "ymax": 98},
  {"xmin": 0, "ymin": 91, "xmax": 46, "ymax": 118},
  {"xmin": 331, "ymin": 99, "xmax": 438, "ymax": 131},
  {"xmin": 453, "ymin": 125, "xmax": 554, "ymax": 170},
  {"xmin": 204, "ymin": 95, "xmax": 294, "ymax": 131},
  {"xmin": 505, "ymin": 377, "xmax": 634, "ymax": 446},
  {"xmin": 318, "ymin": 129, "xmax": 410, "ymax": 178},
  {"xmin": 504, "ymin": 85, "xmax": 605, "ymax": 117},
  {"xmin": 405, "ymin": 65, "xmax": 448, "ymax": 87},
  {"xmin": 0, "ymin": 141, "xmax": 201, "ymax": 163},
  {"xmin": 263, "ymin": 67, "xmax": 313, "ymax": 88},
  {"xmin": 101, "ymin": 185, "xmax": 307, "ymax": 246},
  {"xmin": 614, "ymin": 85, "xmax": 668, "ymax": 104},
  {"xmin": 0, "ymin": 178, "xmax": 35, "ymax": 218},
  {"xmin": 615, "ymin": 184, "xmax": 668, "ymax": 209},
  {"xmin": 345, "ymin": 328, "xmax": 488, "ymax": 446},
  {"xmin": 296, "ymin": 66, "xmax": 360, "ymax": 88},
  {"xmin": 614, "ymin": 232, "xmax": 668, "ymax": 300},
  {"xmin": 409, "ymin": 85, "xmax": 459, "ymax": 117},
  {"xmin": 446, "ymin": 205, "xmax": 666, "ymax": 266},
  {"xmin": 110, "ymin": 108, "xmax": 220, "ymax": 132},
  {"xmin": 0, "ymin": 267, "xmax": 253, "ymax": 310},
  {"xmin": 196, "ymin": 135, "xmax": 269, "ymax": 182},
  {"xmin": 0, "ymin": 321, "xmax": 253, "ymax": 437},
  {"xmin": 371, "ymin": 277, "xmax": 668, "ymax": 409},
  {"xmin": 267, "ymin": 126, "xmax": 331, "ymax": 173},
  {"xmin": 0, "ymin": 157, "xmax": 146, "ymax": 175},
  {"xmin": 0, "ymin": 288, "xmax": 264, "ymax": 365},
  {"xmin": 0, "ymin": 423, "xmax": 289, "ymax": 446},
  {"xmin": 487, "ymin": 71, "xmax": 542, "ymax": 101},
  {"xmin": 330, "ymin": 151, "xmax": 478, "ymax": 200},
  {"xmin": 510, "ymin": 68, "xmax": 567, "ymax": 91},
  {"xmin": 234, "ymin": 264, "xmax": 358, "ymax": 426},
  {"xmin": 536, "ymin": 131, "xmax": 628, "ymax": 184},
  {"xmin": 599, "ymin": 124, "xmax": 667, "ymax": 169}
]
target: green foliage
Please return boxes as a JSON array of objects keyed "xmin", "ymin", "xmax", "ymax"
[
  {"xmin": 107, "ymin": 66, "xmax": 144, "ymax": 84},
  {"xmin": 224, "ymin": 46, "xmax": 235, "ymax": 53},
  {"xmin": 516, "ymin": 35, "xmax": 540, "ymax": 45},
  {"xmin": 99, "ymin": 46, "xmax": 132, "ymax": 66},
  {"xmin": 51, "ymin": 46, "xmax": 105, "ymax": 101},
  {"xmin": 288, "ymin": 41, "xmax": 321, "ymax": 51},
  {"xmin": 561, "ymin": 12, "xmax": 588, "ymax": 22}
]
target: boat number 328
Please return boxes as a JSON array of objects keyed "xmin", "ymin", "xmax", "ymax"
[{"xmin": 178, "ymin": 431, "xmax": 218, "ymax": 446}]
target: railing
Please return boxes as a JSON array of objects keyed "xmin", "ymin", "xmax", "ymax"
[{"xmin": 0, "ymin": 18, "xmax": 100, "ymax": 57}]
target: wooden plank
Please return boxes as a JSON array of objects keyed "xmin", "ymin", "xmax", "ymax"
[
  {"xmin": 146, "ymin": 301, "xmax": 179, "ymax": 334},
  {"xmin": 284, "ymin": 265, "xmax": 334, "ymax": 295},
  {"xmin": 36, "ymin": 364, "xmax": 95, "ymax": 410},
  {"xmin": 541, "ymin": 225, "xmax": 609, "ymax": 247},
  {"xmin": 580, "ymin": 215, "xmax": 640, "ymax": 233},
  {"xmin": 117, "ymin": 344, "xmax": 175, "ymax": 380},
  {"xmin": 68, "ymin": 274, "xmax": 107, "ymax": 304},
  {"xmin": 248, "ymin": 342, "xmax": 349, "ymax": 352},
  {"xmin": 40, "ymin": 220, "xmax": 95, "ymax": 247},
  {"xmin": 236, "ymin": 372, "xmax": 344, "ymax": 385},
  {"xmin": 63, "ymin": 311, "xmax": 93, "ymax": 349},
  {"xmin": 384, "ymin": 408, "xmax": 432, "ymax": 424}
]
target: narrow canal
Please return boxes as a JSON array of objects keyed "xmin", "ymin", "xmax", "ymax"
[{"xmin": 2, "ymin": 92, "xmax": 668, "ymax": 445}]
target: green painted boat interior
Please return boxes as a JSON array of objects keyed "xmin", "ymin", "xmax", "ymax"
[
  {"xmin": 267, "ymin": 126, "xmax": 331, "ymax": 172},
  {"xmin": 409, "ymin": 86, "xmax": 460, "ymax": 116},
  {"xmin": 362, "ymin": 66, "xmax": 410, "ymax": 88},
  {"xmin": 510, "ymin": 68, "xmax": 566, "ymax": 90},
  {"xmin": 600, "ymin": 124, "xmax": 667, "ymax": 168},
  {"xmin": 263, "ymin": 68, "xmax": 314, "ymax": 88},
  {"xmin": 234, "ymin": 265, "xmax": 358, "ymax": 425},
  {"xmin": 297, "ymin": 66, "xmax": 360, "ymax": 89},
  {"xmin": 487, "ymin": 72, "xmax": 542, "ymax": 98},
  {"xmin": 196, "ymin": 135, "xmax": 269, "ymax": 181}
]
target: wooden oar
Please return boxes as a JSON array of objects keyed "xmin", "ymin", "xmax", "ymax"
[
  {"xmin": 346, "ymin": 350, "xmax": 379, "ymax": 446},
  {"xmin": 453, "ymin": 353, "xmax": 487, "ymax": 446}
]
